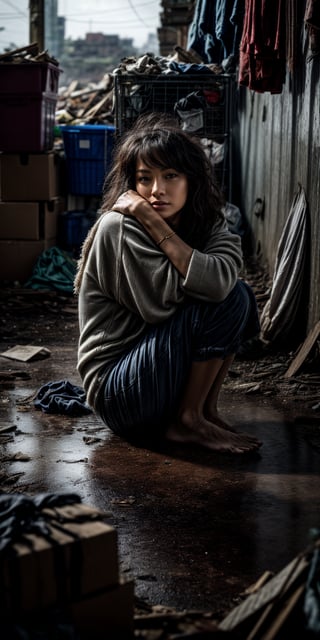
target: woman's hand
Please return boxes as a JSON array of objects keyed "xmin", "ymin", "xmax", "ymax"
[
  {"xmin": 113, "ymin": 190, "xmax": 192, "ymax": 277},
  {"xmin": 112, "ymin": 190, "xmax": 151, "ymax": 217}
]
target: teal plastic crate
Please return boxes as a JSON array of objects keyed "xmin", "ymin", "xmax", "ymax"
[{"xmin": 62, "ymin": 124, "xmax": 115, "ymax": 195}]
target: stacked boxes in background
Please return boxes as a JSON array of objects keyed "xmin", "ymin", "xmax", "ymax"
[
  {"xmin": 0, "ymin": 60, "xmax": 65, "ymax": 284},
  {"xmin": 0, "ymin": 152, "xmax": 65, "ymax": 283},
  {"xmin": 0, "ymin": 61, "xmax": 117, "ymax": 283}
]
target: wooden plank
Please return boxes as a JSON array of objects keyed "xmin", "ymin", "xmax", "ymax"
[
  {"xmin": 219, "ymin": 554, "xmax": 308, "ymax": 632},
  {"xmin": 259, "ymin": 584, "xmax": 305, "ymax": 640}
]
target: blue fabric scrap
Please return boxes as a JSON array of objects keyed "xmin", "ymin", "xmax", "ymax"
[{"xmin": 34, "ymin": 379, "xmax": 92, "ymax": 416}]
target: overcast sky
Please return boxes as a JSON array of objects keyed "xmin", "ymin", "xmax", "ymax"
[{"xmin": 0, "ymin": 0, "xmax": 161, "ymax": 52}]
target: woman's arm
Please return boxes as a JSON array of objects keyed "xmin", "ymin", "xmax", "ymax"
[
  {"xmin": 112, "ymin": 190, "xmax": 193, "ymax": 277},
  {"xmin": 113, "ymin": 190, "xmax": 243, "ymax": 303}
]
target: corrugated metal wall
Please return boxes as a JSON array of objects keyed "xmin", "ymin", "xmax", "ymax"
[{"xmin": 233, "ymin": 38, "xmax": 320, "ymax": 332}]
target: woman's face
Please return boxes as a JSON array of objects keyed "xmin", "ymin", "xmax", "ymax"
[{"xmin": 135, "ymin": 159, "xmax": 188, "ymax": 225}]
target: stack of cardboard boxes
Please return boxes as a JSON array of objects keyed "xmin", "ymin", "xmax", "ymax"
[
  {"xmin": 0, "ymin": 153, "xmax": 66, "ymax": 283},
  {"xmin": 1, "ymin": 499, "xmax": 134, "ymax": 638},
  {"xmin": 0, "ymin": 61, "xmax": 66, "ymax": 284}
]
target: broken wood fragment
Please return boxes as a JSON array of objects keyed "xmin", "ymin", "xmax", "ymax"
[{"xmin": 284, "ymin": 320, "xmax": 320, "ymax": 378}]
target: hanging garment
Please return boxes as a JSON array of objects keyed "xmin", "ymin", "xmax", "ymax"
[
  {"xmin": 239, "ymin": 0, "xmax": 287, "ymax": 93},
  {"xmin": 187, "ymin": 0, "xmax": 245, "ymax": 63},
  {"xmin": 260, "ymin": 185, "xmax": 309, "ymax": 343},
  {"xmin": 230, "ymin": 0, "xmax": 246, "ymax": 56},
  {"xmin": 216, "ymin": 0, "xmax": 240, "ymax": 58},
  {"xmin": 187, "ymin": 0, "xmax": 220, "ymax": 62}
]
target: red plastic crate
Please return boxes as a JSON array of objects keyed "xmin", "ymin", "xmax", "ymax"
[
  {"xmin": 0, "ymin": 92, "xmax": 58, "ymax": 152},
  {"xmin": 0, "ymin": 62, "xmax": 61, "ymax": 94}
]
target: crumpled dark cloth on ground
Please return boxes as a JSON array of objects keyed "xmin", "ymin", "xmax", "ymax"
[
  {"xmin": 0, "ymin": 491, "xmax": 82, "ymax": 552},
  {"xmin": 25, "ymin": 246, "xmax": 77, "ymax": 294},
  {"xmin": 34, "ymin": 379, "xmax": 92, "ymax": 415}
]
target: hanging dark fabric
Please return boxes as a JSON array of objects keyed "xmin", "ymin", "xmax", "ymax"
[{"xmin": 238, "ymin": 0, "xmax": 287, "ymax": 93}]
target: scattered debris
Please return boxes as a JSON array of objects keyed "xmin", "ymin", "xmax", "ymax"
[
  {"xmin": 0, "ymin": 345, "xmax": 51, "ymax": 362},
  {"xmin": 0, "ymin": 424, "xmax": 17, "ymax": 434},
  {"xmin": 219, "ymin": 535, "xmax": 320, "ymax": 639},
  {"xmin": 0, "ymin": 370, "xmax": 30, "ymax": 381},
  {"xmin": 111, "ymin": 496, "xmax": 136, "ymax": 506},
  {"xmin": 284, "ymin": 320, "xmax": 320, "ymax": 378},
  {"xmin": 0, "ymin": 42, "xmax": 58, "ymax": 66},
  {"xmin": 2, "ymin": 451, "xmax": 31, "ymax": 462},
  {"xmin": 83, "ymin": 435, "xmax": 102, "ymax": 445},
  {"xmin": 57, "ymin": 457, "xmax": 89, "ymax": 464}
]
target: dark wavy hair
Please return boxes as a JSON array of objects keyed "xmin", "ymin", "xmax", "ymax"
[
  {"xmin": 74, "ymin": 113, "xmax": 224, "ymax": 293},
  {"xmin": 102, "ymin": 112, "xmax": 224, "ymax": 249}
]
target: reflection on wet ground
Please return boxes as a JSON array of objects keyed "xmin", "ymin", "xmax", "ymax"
[{"xmin": 1, "ymin": 335, "xmax": 320, "ymax": 618}]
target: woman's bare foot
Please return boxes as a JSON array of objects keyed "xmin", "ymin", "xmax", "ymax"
[
  {"xmin": 204, "ymin": 408, "xmax": 237, "ymax": 433},
  {"xmin": 166, "ymin": 411, "xmax": 262, "ymax": 454}
]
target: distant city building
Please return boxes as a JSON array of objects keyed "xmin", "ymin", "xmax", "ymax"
[
  {"xmin": 139, "ymin": 33, "xmax": 159, "ymax": 55},
  {"xmin": 45, "ymin": 0, "xmax": 65, "ymax": 59},
  {"xmin": 42, "ymin": 1, "xmax": 186, "ymax": 84},
  {"xmin": 60, "ymin": 32, "xmax": 139, "ymax": 84}
]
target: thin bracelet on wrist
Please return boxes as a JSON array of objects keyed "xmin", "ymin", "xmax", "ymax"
[{"xmin": 157, "ymin": 231, "xmax": 176, "ymax": 246}]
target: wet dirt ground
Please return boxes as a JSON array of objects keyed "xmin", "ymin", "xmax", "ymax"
[{"xmin": 1, "ymin": 282, "xmax": 320, "ymax": 635}]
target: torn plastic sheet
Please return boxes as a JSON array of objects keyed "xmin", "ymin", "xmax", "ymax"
[{"xmin": 260, "ymin": 184, "xmax": 308, "ymax": 343}]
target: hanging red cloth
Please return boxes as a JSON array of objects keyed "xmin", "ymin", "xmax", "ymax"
[{"xmin": 238, "ymin": 0, "xmax": 287, "ymax": 93}]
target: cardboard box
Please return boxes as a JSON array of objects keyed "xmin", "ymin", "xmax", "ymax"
[
  {"xmin": 69, "ymin": 579, "xmax": 134, "ymax": 639},
  {"xmin": 0, "ymin": 239, "xmax": 55, "ymax": 283},
  {"xmin": 0, "ymin": 199, "xmax": 64, "ymax": 240},
  {"xmin": 1, "ymin": 503, "xmax": 119, "ymax": 614},
  {"xmin": 0, "ymin": 152, "xmax": 65, "ymax": 201}
]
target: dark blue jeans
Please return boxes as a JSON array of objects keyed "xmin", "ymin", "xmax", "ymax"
[{"xmin": 97, "ymin": 280, "xmax": 260, "ymax": 437}]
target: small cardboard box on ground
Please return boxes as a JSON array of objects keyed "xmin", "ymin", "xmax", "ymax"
[
  {"xmin": 0, "ymin": 198, "xmax": 65, "ymax": 240},
  {"xmin": 0, "ymin": 238, "xmax": 55, "ymax": 283},
  {"xmin": 0, "ymin": 152, "xmax": 65, "ymax": 201},
  {"xmin": 1, "ymin": 502, "xmax": 120, "ymax": 614},
  {"xmin": 69, "ymin": 578, "xmax": 135, "ymax": 639}
]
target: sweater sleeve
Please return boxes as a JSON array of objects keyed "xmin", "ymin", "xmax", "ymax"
[
  {"xmin": 95, "ymin": 212, "xmax": 186, "ymax": 324},
  {"xmin": 182, "ymin": 218, "xmax": 243, "ymax": 301},
  {"xmin": 93, "ymin": 212, "xmax": 243, "ymax": 323}
]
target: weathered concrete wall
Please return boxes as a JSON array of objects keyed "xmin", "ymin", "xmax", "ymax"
[{"xmin": 233, "ymin": 42, "xmax": 320, "ymax": 331}]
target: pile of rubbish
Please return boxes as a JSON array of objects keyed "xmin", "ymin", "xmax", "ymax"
[{"xmin": 55, "ymin": 46, "xmax": 228, "ymax": 127}]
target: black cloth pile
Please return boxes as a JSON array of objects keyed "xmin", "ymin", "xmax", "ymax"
[{"xmin": 34, "ymin": 379, "xmax": 92, "ymax": 416}]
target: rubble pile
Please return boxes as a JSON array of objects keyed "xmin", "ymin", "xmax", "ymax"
[
  {"xmin": 133, "ymin": 534, "xmax": 320, "ymax": 639},
  {"xmin": 0, "ymin": 41, "xmax": 58, "ymax": 66},
  {"xmin": 56, "ymin": 74, "xmax": 115, "ymax": 126}
]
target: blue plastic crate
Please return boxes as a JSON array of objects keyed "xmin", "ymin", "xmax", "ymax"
[
  {"xmin": 58, "ymin": 210, "xmax": 97, "ymax": 256},
  {"xmin": 62, "ymin": 124, "xmax": 115, "ymax": 195}
]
